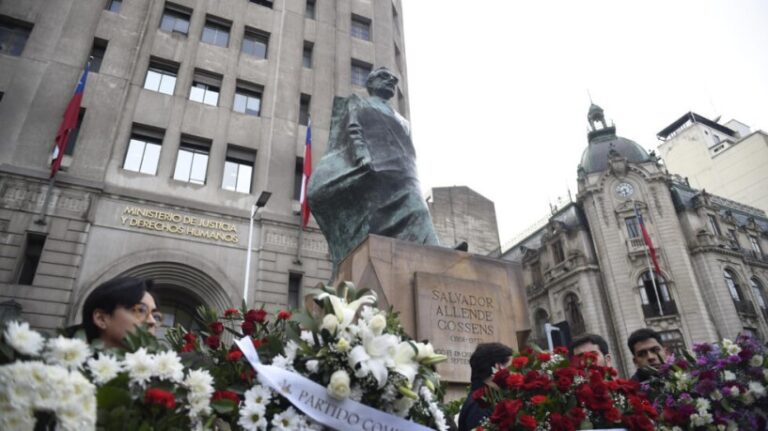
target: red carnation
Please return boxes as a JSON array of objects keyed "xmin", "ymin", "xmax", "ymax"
[
  {"xmin": 204, "ymin": 335, "xmax": 220, "ymax": 350},
  {"xmin": 506, "ymin": 372, "xmax": 524, "ymax": 388},
  {"xmin": 549, "ymin": 412, "xmax": 576, "ymax": 431},
  {"xmin": 241, "ymin": 320, "xmax": 254, "ymax": 335},
  {"xmin": 224, "ymin": 308, "xmax": 240, "ymax": 317},
  {"xmin": 277, "ymin": 310, "xmax": 292, "ymax": 320},
  {"xmin": 253, "ymin": 337, "xmax": 265, "ymax": 348},
  {"xmin": 241, "ymin": 368, "xmax": 255, "ymax": 383},
  {"xmin": 212, "ymin": 390, "xmax": 240, "ymax": 404},
  {"xmin": 537, "ymin": 352, "xmax": 552, "ymax": 362},
  {"xmin": 227, "ymin": 350, "xmax": 243, "ymax": 361},
  {"xmin": 554, "ymin": 346, "xmax": 569, "ymax": 355},
  {"xmin": 568, "ymin": 406, "xmax": 586, "ymax": 423},
  {"xmin": 519, "ymin": 414, "xmax": 537, "ymax": 430},
  {"xmin": 183, "ymin": 332, "xmax": 197, "ymax": 343},
  {"xmin": 180, "ymin": 342, "xmax": 195, "ymax": 353},
  {"xmin": 209, "ymin": 321, "xmax": 224, "ymax": 335},
  {"xmin": 512, "ymin": 356, "xmax": 529, "ymax": 369},
  {"xmin": 605, "ymin": 407, "xmax": 622, "ymax": 423},
  {"xmin": 145, "ymin": 387, "xmax": 176, "ymax": 409},
  {"xmin": 245, "ymin": 309, "xmax": 267, "ymax": 323},
  {"xmin": 531, "ymin": 395, "xmax": 547, "ymax": 405}
]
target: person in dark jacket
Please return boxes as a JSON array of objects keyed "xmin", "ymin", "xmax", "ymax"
[
  {"xmin": 458, "ymin": 342, "xmax": 513, "ymax": 431},
  {"xmin": 627, "ymin": 327, "xmax": 668, "ymax": 383}
]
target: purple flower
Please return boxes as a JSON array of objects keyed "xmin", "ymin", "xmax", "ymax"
[{"xmin": 694, "ymin": 378, "xmax": 717, "ymax": 396}]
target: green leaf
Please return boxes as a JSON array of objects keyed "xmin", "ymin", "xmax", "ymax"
[
  {"xmin": 292, "ymin": 310, "xmax": 318, "ymax": 332},
  {"xmin": 96, "ymin": 386, "xmax": 132, "ymax": 410},
  {"xmin": 211, "ymin": 399, "xmax": 238, "ymax": 414}
]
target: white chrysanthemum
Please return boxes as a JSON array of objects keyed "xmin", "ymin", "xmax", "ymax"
[
  {"xmin": 32, "ymin": 363, "xmax": 67, "ymax": 410},
  {"xmin": 327, "ymin": 370, "xmax": 351, "ymax": 400},
  {"xmin": 272, "ymin": 406, "xmax": 300, "ymax": 431},
  {"xmin": 244, "ymin": 385, "xmax": 272, "ymax": 407},
  {"xmin": 57, "ymin": 395, "xmax": 96, "ymax": 431},
  {"xmin": 420, "ymin": 387, "xmax": 448, "ymax": 431},
  {"xmin": 299, "ymin": 330, "xmax": 317, "ymax": 345},
  {"xmin": 695, "ymin": 397, "xmax": 711, "ymax": 413},
  {"xmin": 155, "ymin": 350, "xmax": 184, "ymax": 382},
  {"xmin": 0, "ymin": 409, "xmax": 36, "ymax": 430},
  {"xmin": 335, "ymin": 338, "xmax": 350, "ymax": 353},
  {"xmin": 710, "ymin": 389, "xmax": 723, "ymax": 400},
  {"xmin": 748, "ymin": 381, "xmax": 766, "ymax": 398},
  {"xmin": 271, "ymin": 354, "xmax": 293, "ymax": 370},
  {"xmin": 750, "ymin": 355, "xmax": 764, "ymax": 368},
  {"xmin": 188, "ymin": 395, "xmax": 212, "ymax": 418},
  {"xmin": 723, "ymin": 370, "xmax": 736, "ymax": 381},
  {"xmin": 86, "ymin": 354, "xmax": 123, "ymax": 385},
  {"xmin": 123, "ymin": 347, "xmax": 156, "ymax": 386},
  {"xmin": 691, "ymin": 412, "xmax": 714, "ymax": 426},
  {"xmin": 3, "ymin": 321, "xmax": 45, "ymax": 356},
  {"xmin": 185, "ymin": 369, "xmax": 215, "ymax": 398},
  {"xmin": 725, "ymin": 343, "xmax": 741, "ymax": 356},
  {"xmin": 44, "ymin": 336, "xmax": 91, "ymax": 370},
  {"xmin": 284, "ymin": 341, "xmax": 299, "ymax": 361},
  {"xmin": 349, "ymin": 385, "xmax": 364, "ymax": 402},
  {"xmin": 238, "ymin": 402, "xmax": 267, "ymax": 431},
  {"xmin": 391, "ymin": 395, "xmax": 415, "ymax": 417}
]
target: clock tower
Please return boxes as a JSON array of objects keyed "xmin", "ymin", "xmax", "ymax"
[{"xmin": 576, "ymin": 104, "xmax": 718, "ymax": 371}]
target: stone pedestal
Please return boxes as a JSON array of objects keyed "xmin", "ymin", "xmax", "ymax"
[{"xmin": 334, "ymin": 235, "xmax": 530, "ymax": 387}]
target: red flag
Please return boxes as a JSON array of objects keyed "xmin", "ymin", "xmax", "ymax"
[
  {"xmin": 51, "ymin": 62, "xmax": 90, "ymax": 178},
  {"xmin": 634, "ymin": 203, "xmax": 661, "ymax": 274},
  {"xmin": 299, "ymin": 118, "xmax": 312, "ymax": 227}
]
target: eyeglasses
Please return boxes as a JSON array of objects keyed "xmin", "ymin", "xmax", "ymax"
[{"xmin": 129, "ymin": 303, "xmax": 164, "ymax": 325}]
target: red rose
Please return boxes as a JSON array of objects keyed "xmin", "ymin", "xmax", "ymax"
[
  {"xmin": 245, "ymin": 309, "xmax": 267, "ymax": 323},
  {"xmin": 519, "ymin": 414, "xmax": 537, "ymax": 430},
  {"xmin": 204, "ymin": 335, "xmax": 220, "ymax": 349},
  {"xmin": 253, "ymin": 337, "xmax": 265, "ymax": 348},
  {"xmin": 241, "ymin": 368, "xmax": 255, "ymax": 383},
  {"xmin": 224, "ymin": 308, "xmax": 240, "ymax": 317},
  {"xmin": 537, "ymin": 352, "xmax": 551, "ymax": 362},
  {"xmin": 212, "ymin": 390, "xmax": 240, "ymax": 404},
  {"xmin": 605, "ymin": 407, "xmax": 622, "ymax": 423},
  {"xmin": 277, "ymin": 310, "xmax": 292, "ymax": 320},
  {"xmin": 180, "ymin": 342, "xmax": 195, "ymax": 353},
  {"xmin": 492, "ymin": 368, "xmax": 510, "ymax": 388},
  {"xmin": 568, "ymin": 407, "xmax": 586, "ymax": 423},
  {"xmin": 506, "ymin": 372, "xmax": 524, "ymax": 388},
  {"xmin": 512, "ymin": 356, "xmax": 529, "ymax": 369},
  {"xmin": 522, "ymin": 370, "xmax": 552, "ymax": 391},
  {"xmin": 531, "ymin": 395, "xmax": 547, "ymax": 405},
  {"xmin": 145, "ymin": 387, "xmax": 176, "ymax": 409},
  {"xmin": 241, "ymin": 320, "xmax": 254, "ymax": 335},
  {"xmin": 554, "ymin": 346, "xmax": 569, "ymax": 355},
  {"xmin": 209, "ymin": 321, "xmax": 224, "ymax": 335},
  {"xmin": 549, "ymin": 412, "xmax": 576, "ymax": 431},
  {"xmin": 489, "ymin": 399, "xmax": 522, "ymax": 429},
  {"xmin": 183, "ymin": 332, "xmax": 197, "ymax": 343},
  {"xmin": 471, "ymin": 386, "xmax": 487, "ymax": 403},
  {"xmin": 227, "ymin": 350, "xmax": 243, "ymax": 361}
]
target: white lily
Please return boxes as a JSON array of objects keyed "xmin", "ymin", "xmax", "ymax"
[
  {"xmin": 392, "ymin": 341, "xmax": 419, "ymax": 385},
  {"xmin": 317, "ymin": 291, "xmax": 377, "ymax": 330}
]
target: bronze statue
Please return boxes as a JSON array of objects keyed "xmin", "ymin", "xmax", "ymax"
[{"xmin": 307, "ymin": 67, "xmax": 439, "ymax": 266}]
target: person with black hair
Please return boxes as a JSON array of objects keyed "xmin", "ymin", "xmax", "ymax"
[
  {"xmin": 569, "ymin": 333, "xmax": 612, "ymax": 367},
  {"xmin": 81, "ymin": 276, "xmax": 161, "ymax": 348},
  {"xmin": 458, "ymin": 342, "xmax": 513, "ymax": 431},
  {"xmin": 627, "ymin": 327, "xmax": 668, "ymax": 382}
]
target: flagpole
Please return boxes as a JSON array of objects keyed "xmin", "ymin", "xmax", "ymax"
[
  {"xmin": 294, "ymin": 118, "xmax": 311, "ymax": 265},
  {"xmin": 34, "ymin": 177, "xmax": 56, "ymax": 225},
  {"xmin": 635, "ymin": 200, "xmax": 664, "ymax": 316}
]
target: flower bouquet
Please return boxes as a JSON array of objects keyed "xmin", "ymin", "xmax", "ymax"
[
  {"xmin": 647, "ymin": 334, "xmax": 768, "ymax": 430},
  {"xmin": 475, "ymin": 348, "xmax": 657, "ymax": 431}
]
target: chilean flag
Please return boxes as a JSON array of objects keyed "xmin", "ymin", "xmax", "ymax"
[
  {"xmin": 634, "ymin": 202, "xmax": 662, "ymax": 274},
  {"xmin": 299, "ymin": 118, "xmax": 312, "ymax": 227},
  {"xmin": 50, "ymin": 62, "xmax": 90, "ymax": 178}
]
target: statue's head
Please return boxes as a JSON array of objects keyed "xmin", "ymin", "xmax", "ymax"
[{"xmin": 366, "ymin": 67, "xmax": 398, "ymax": 100}]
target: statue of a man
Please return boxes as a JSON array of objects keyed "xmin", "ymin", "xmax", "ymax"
[{"xmin": 307, "ymin": 67, "xmax": 439, "ymax": 266}]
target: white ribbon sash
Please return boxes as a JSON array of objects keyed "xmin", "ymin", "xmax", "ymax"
[{"xmin": 235, "ymin": 337, "xmax": 435, "ymax": 431}]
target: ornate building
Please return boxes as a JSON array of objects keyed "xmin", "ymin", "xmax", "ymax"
[
  {"xmin": 503, "ymin": 104, "xmax": 768, "ymax": 376},
  {"xmin": 0, "ymin": 0, "xmax": 409, "ymax": 332}
]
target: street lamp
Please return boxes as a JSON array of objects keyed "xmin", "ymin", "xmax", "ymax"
[{"xmin": 243, "ymin": 191, "xmax": 271, "ymax": 304}]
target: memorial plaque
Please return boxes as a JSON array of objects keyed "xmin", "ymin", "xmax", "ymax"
[{"xmin": 414, "ymin": 272, "xmax": 507, "ymax": 383}]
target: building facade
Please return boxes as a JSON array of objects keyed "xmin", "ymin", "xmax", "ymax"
[
  {"xmin": 504, "ymin": 105, "xmax": 768, "ymax": 376},
  {"xmin": 657, "ymin": 112, "xmax": 768, "ymax": 214},
  {"xmin": 0, "ymin": 0, "xmax": 409, "ymax": 332}
]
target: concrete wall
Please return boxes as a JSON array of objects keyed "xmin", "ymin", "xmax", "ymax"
[{"xmin": 428, "ymin": 186, "xmax": 501, "ymax": 255}]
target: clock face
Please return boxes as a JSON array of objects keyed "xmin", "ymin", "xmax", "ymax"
[{"xmin": 615, "ymin": 182, "xmax": 634, "ymax": 198}]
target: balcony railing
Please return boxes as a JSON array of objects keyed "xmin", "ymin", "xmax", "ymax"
[
  {"xmin": 733, "ymin": 299, "xmax": 757, "ymax": 316},
  {"xmin": 642, "ymin": 301, "xmax": 678, "ymax": 319}
]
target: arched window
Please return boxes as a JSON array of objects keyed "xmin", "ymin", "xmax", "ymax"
[
  {"xmin": 750, "ymin": 278, "xmax": 767, "ymax": 318},
  {"xmin": 638, "ymin": 271, "xmax": 676, "ymax": 317},
  {"xmin": 153, "ymin": 285, "xmax": 204, "ymax": 340},
  {"xmin": 724, "ymin": 269, "xmax": 743, "ymax": 302},
  {"xmin": 533, "ymin": 308, "xmax": 549, "ymax": 344},
  {"xmin": 564, "ymin": 293, "xmax": 585, "ymax": 336}
]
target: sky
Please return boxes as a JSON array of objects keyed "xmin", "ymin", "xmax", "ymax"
[{"xmin": 402, "ymin": 0, "xmax": 768, "ymax": 247}]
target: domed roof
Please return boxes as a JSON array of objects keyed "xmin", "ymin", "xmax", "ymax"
[{"xmin": 579, "ymin": 104, "xmax": 650, "ymax": 174}]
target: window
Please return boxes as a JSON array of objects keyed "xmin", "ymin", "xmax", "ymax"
[
  {"xmin": 638, "ymin": 271, "xmax": 676, "ymax": 317},
  {"xmin": 233, "ymin": 81, "xmax": 263, "ymax": 116},
  {"xmin": 242, "ymin": 28, "xmax": 269, "ymax": 59},
  {"xmin": 750, "ymin": 236, "xmax": 763, "ymax": 257},
  {"xmin": 17, "ymin": 233, "xmax": 46, "ymax": 285},
  {"xmin": 658, "ymin": 330, "xmax": 686, "ymax": 359},
  {"xmin": 173, "ymin": 138, "xmax": 210, "ymax": 185},
  {"xmin": 90, "ymin": 38, "xmax": 108, "ymax": 73},
  {"xmin": 299, "ymin": 94, "xmax": 310, "ymax": 126},
  {"xmin": 351, "ymin": 60, "xmax": 371, "ymax": 87},
  {"xmin": 531, "ymin": 261, "xmax": 543, "ymax": 286},
  {"xmin": 750, "ymin": 278, "xmax": 767, "ymax": 312},
  {"xmin": 160, "ymin": 4, "xmax": 191, "ymax": 36},
  {"xmin": 564, "ymin": 293, "xmax": 585, "ymax": 336},
  {"xmin": 350, "ymin": 15, "xmax": 371, "ymax": 41},
  {"xmin": 293, "ymin": 158, "xmax": 303, "ymax": 200},
  {"xmin": 189, "ymin": 70, "xmax": 222, "ymax": 106},
  {"xmin": 250, "ymin": 0, "xmax": 273, "ymax": 8},
  {"xmin": 551, "ymin": 240, "xmax": 565, "ymax": 264},
  {"xmin": 0, "ymin": 15, "xmax": 33, "ymax": 57},
  {"xmin": 724, "ymin": 269, "xmax": 743, "ymax": 302},
  {"xmin": 105, "ymin": 0, "xmax": 122, "ymax": 12},
  {"xmin": 305, "ymin": 0, "xmax": 316, "ymax": 19},
  {"xmin": 625, "ymin": 216, "xmax": 640, "ymax": 238},
  {"xmin": 707, "ymin": 214, "xmax": 722, "ymax": 236},
  {"xmin": 728, "ymin": 229, "xmax": 740, "ymax": 247},
  {"xmin": 123, "ymin": 126, "xmax": 163, "ymax": 175},
  {"xmin": 64, "ymin": 108, "xmax": 86, "ymax": 156},
  {"xmin": 288, "ymin": 273, "xmax": 302, "ymax": 310},
  {"xmin": 201, "ymin": 17, "xmax": 230, "ymax": 47},
  {"xmin": 222, "ymin": 146, "xmax": 255, "ymax": 194},
  {"xmin": 143, "ymin": 59, "xmax": 178, "ymax": 95},
  {"xmin": 302, "ymin": 41, "xmax": 313, "ymax": 68}
]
